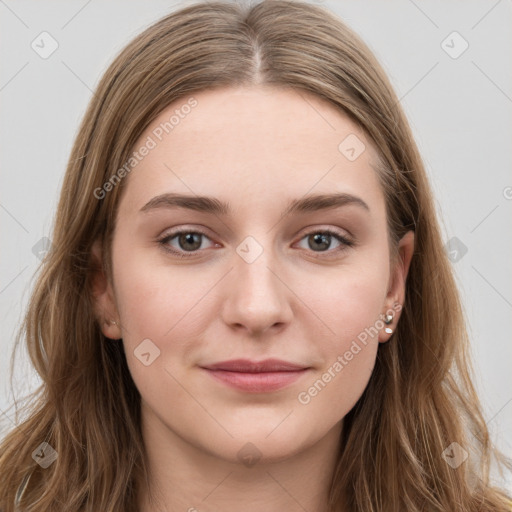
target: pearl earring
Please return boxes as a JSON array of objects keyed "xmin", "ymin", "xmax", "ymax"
[{"xmin": 383, "ymin": 312, "xmax": 394, "ymax": 335}]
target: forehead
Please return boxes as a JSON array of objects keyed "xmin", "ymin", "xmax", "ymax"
[{"xmin": 118, "ymin": 85, "xmax": 384, "ymax": 217}]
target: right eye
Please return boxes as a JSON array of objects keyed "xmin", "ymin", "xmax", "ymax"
[{"xmin": 158, "ymin": 229, "xmax": 217, "ymax": 258}]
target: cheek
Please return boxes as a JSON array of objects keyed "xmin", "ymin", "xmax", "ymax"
[
  {"xmin": 112, "ymin": 263, "xmax": 201, "ymax": 406},
  {"xmin": 307, "ymin": 259, "xmax": 389, "ymax": 345},
  {"xmin": 115, "ymin": 269, "xmax": 173, "ymax": 338},
  {"xmin": 292, "ymin": 277, "xmax": 386, "ymax": 427},
  {"xmin": 298, "ymin": 258, "xmax": 389, "ymax": 401},
  {"xmin": 111, "ymin": 249, "xmax": 218, "ymax": 378}
]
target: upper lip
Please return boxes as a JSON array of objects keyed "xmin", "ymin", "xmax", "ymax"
[{"xmin": 201, "ymin": 358, "xmax": 309, "ymax": 373}]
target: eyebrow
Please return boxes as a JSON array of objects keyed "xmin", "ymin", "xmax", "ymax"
[{"xmin": 139, "ymin": 192, "xmax": 370, "ymax": 216}]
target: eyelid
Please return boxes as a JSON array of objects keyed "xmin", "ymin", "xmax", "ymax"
[{"xmin": 295, "ymin": 224, "xmax": 353, "ymax": 242}]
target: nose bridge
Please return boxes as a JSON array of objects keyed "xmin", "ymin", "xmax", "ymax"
[
  {"xmin": 235, "ymin": 233, "xmax": 283, "ymax": 304},
  {"xmin": 221, "ymin": 233, "xmax": 292, "ymax": 333}
]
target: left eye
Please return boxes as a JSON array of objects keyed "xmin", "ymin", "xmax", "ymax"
[{"xmin": 295, "ymin": 230, "xmax": 354, "ymax": 254}]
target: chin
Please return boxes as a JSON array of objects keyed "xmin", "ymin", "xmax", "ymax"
[{"xmin": 201, "ymin": 424, "xmax": 319, "ymax": 466}]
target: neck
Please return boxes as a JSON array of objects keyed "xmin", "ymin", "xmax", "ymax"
[{"xmin": 137, "ymin": 405, "xmax": 342, "ymax": 512}]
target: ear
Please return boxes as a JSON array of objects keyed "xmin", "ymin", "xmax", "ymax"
[
  {"xmin": 90, "ymin": 239, "xmax": 122, "ymax": 340},
  {"xmin": 379, "ymin": 230, "xmax": 415, "ymax": 343}
]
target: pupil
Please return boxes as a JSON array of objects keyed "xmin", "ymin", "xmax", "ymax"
[
  {"xmin": 180, "ymin": 233, "xmax": 201, "ymax": 251},
  {"xmin": 310, "ymin": 233, "xmax": 330, "ymax": 251}
]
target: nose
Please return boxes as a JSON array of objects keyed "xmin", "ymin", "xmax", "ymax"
[{"xmin": 220, "ymin": 243, "xmax": 293, "ymax": 337}]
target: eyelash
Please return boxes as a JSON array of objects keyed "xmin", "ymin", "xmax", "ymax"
[{"xmin": 157, "ymin": 228, "xmax": 355, "ymax": 259}]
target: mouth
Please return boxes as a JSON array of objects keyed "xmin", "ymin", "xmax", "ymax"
[{"xmin": 200, "ymin": 358, "xmax": 311, "ymax": 393}]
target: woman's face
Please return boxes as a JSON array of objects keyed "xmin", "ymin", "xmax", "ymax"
[{"xmin": 95, "ymin": 85, "xmax": 413, "ymax": 464}]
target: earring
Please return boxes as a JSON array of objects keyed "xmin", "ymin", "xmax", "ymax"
[
  {"xmin": 110, "ymin": 320, "xmax": 118, "ymax": 326},
  {"xmin": 383, "ymin": 312, "xmax": 394, "ymax": 335}
]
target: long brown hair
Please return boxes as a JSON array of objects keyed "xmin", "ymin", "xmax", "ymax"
[{"xmin": 1, "ymin": 1, "xmax": 510, "ymax": 510}]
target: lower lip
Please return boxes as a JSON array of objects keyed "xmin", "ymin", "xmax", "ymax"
[{"xmin": 202, "ymin": 368, "xmax": 309, "ymax": 393}]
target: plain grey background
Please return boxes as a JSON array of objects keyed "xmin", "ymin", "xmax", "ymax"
[{"xmin": 1, "ymin": 0, "xmax": 511, "ymax": 488}]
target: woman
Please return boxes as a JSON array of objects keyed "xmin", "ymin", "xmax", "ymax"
[{"xmin": 1, "ymin": 1, "xmax": 510, "ymax": 511}]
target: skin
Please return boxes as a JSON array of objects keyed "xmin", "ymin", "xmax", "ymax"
[{"xmin": 92, "ymin": 85, "xmax": 414, "ymax": 512}]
